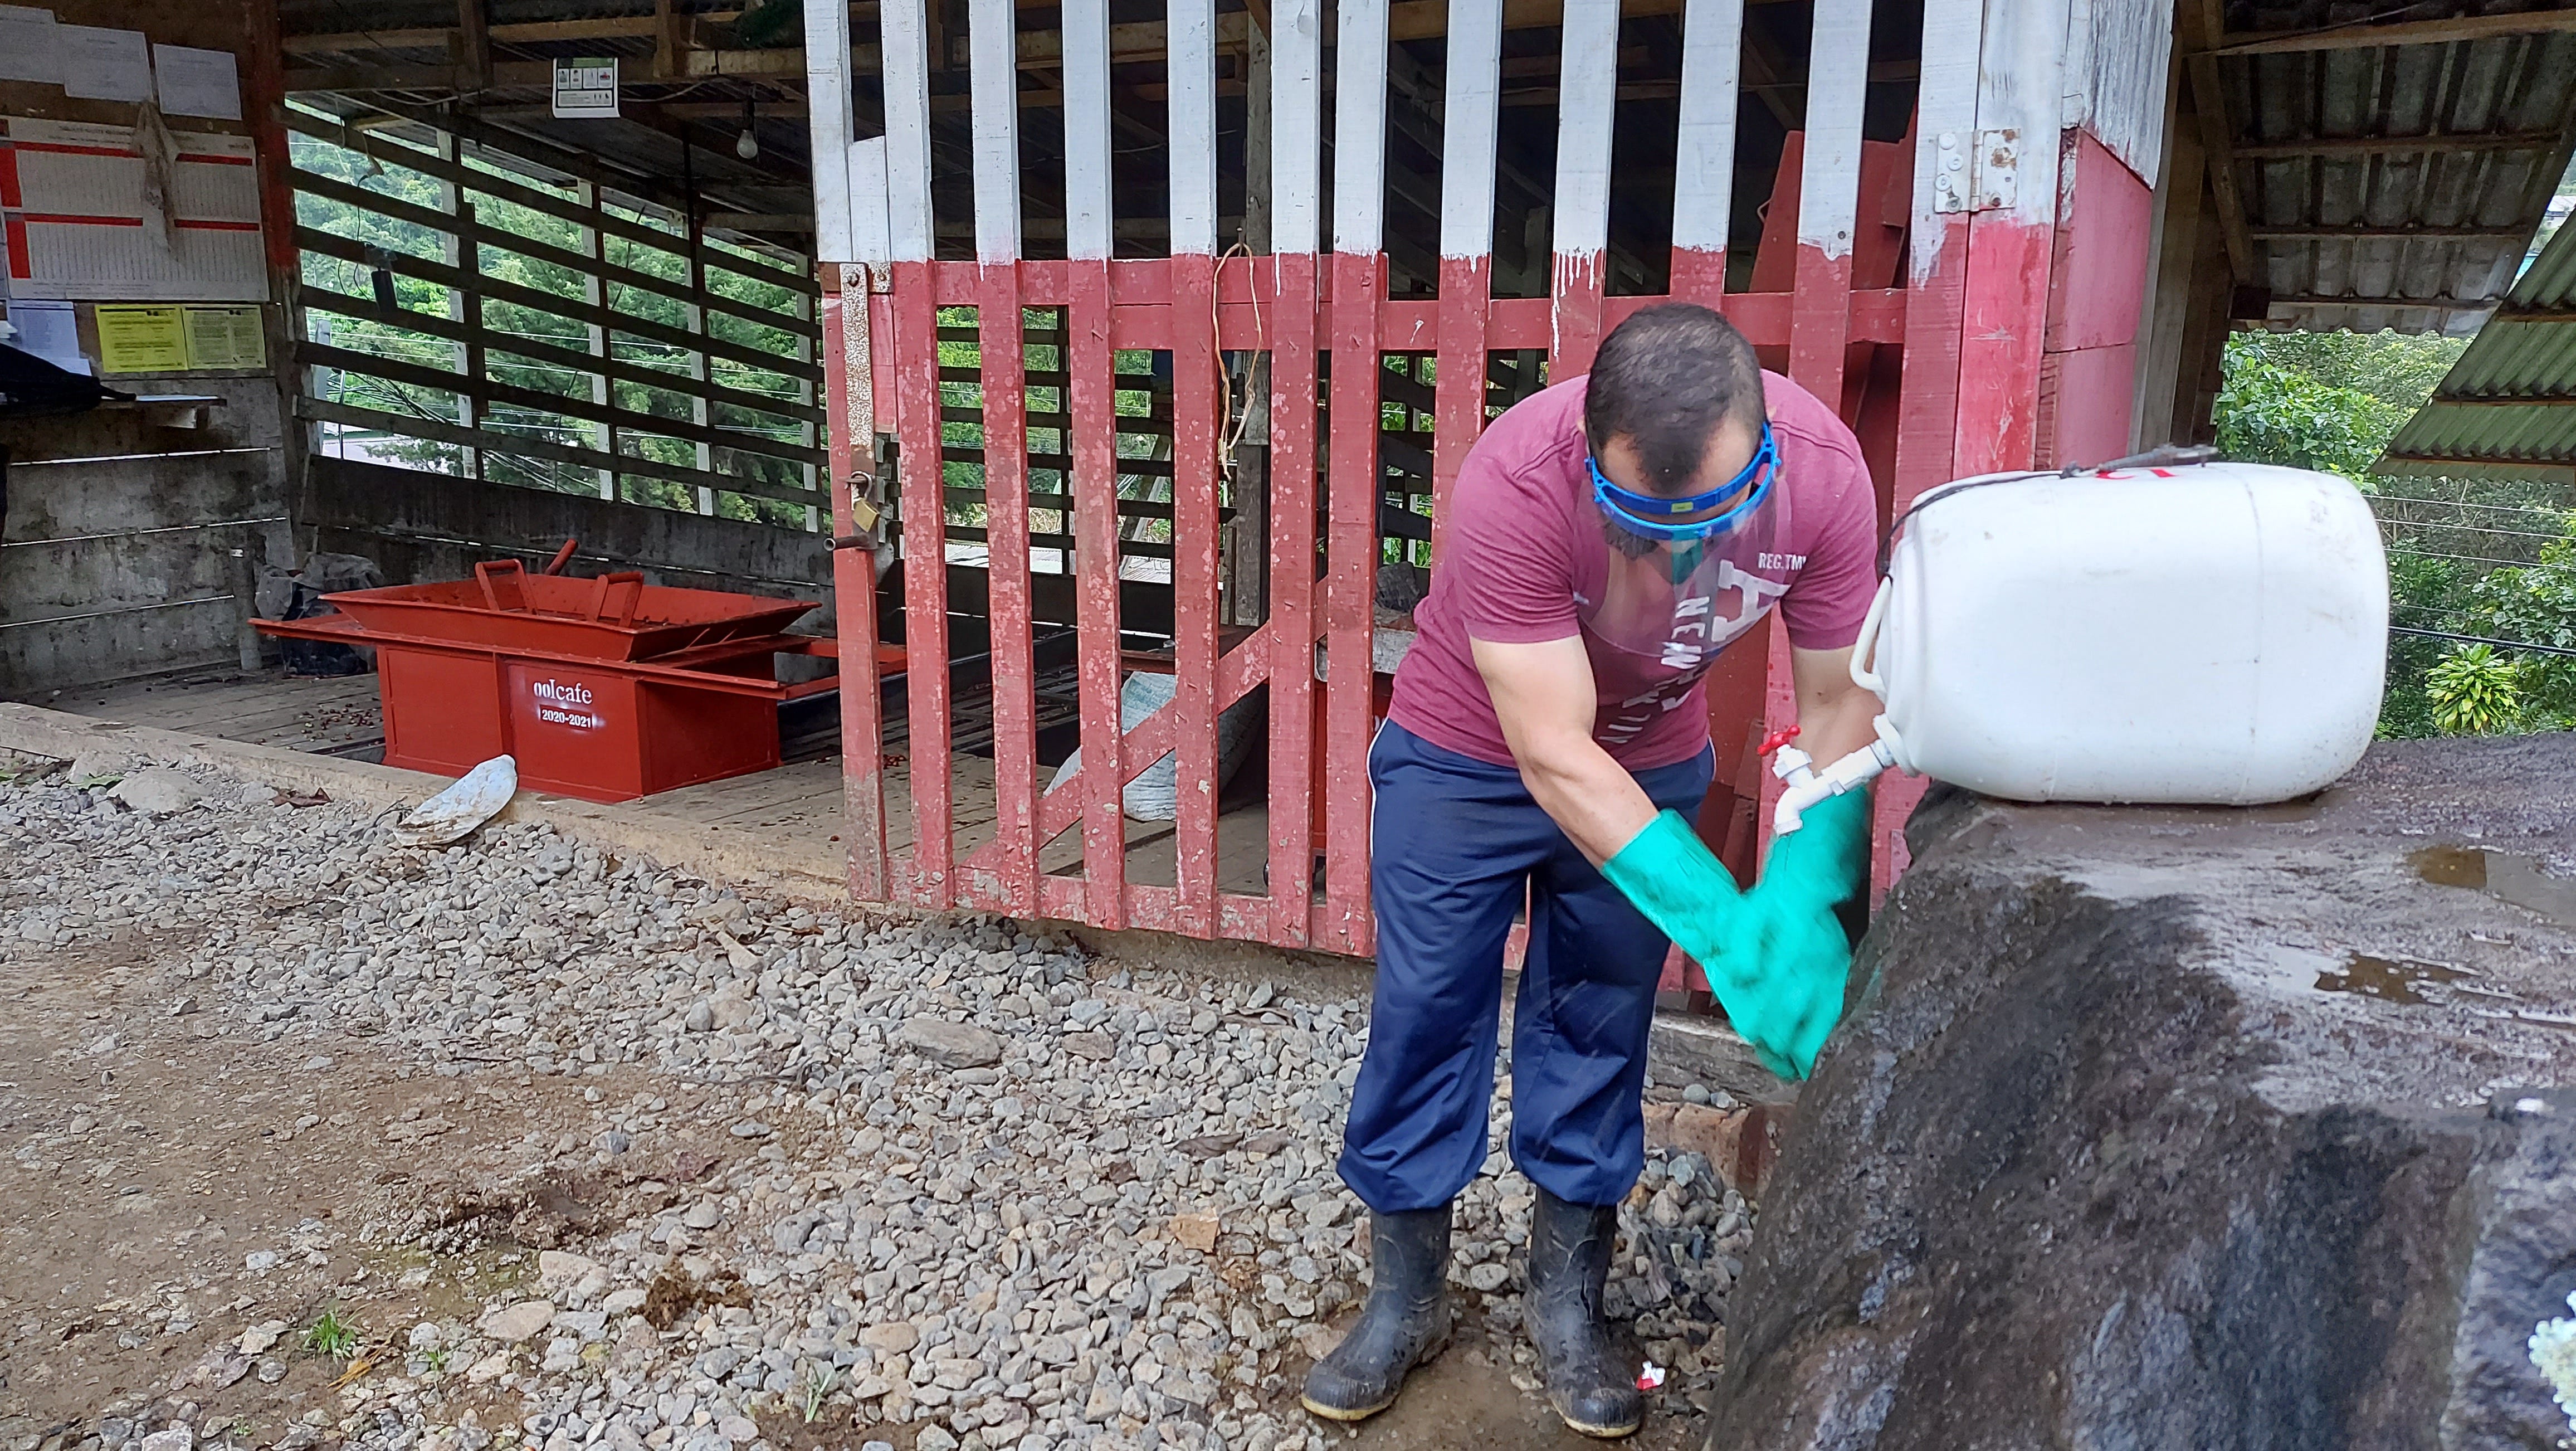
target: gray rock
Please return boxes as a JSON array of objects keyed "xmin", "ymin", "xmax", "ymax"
[
  {"xmin": 897, "ymin": 1018, "xmax": 1004, "ymax": 1069},
  {"xmin": 111, "ymin": 770, "xmax": 203, "ymax": 816},
  {"xmin": 476, "ymin": 1299, "xmax": 557, "ymax": 1343},
  {"xmin": 1711, "ymin": 746, "xmax": 2576, "ymax": 1451}
]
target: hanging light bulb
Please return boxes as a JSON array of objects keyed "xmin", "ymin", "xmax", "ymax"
[{"xmin": 735, "ymin": 100, "xmax": 759, "ymax": 161}]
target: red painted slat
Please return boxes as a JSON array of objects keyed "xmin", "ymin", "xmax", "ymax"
[
  {"xmin": 890, "ymin": 261, "xmax": 953, "ymax": 908},
  {"xmin": 1431, "ymin": 253, "xmax": 1492, "ymax": 564},
  {"xmin": 1669, "ymin": 247, "xmax": 1729, "ymax": 305},
  {"xmin": 1067, "ymin": 257, "xmax": 1129, "ymax": 929},
  {"xmin": 822, "ymin": 272, "xmax": 890, "ymax": 903},
  {"xmin": 1321, "ymin": 249, "xmax": 1383, "ymax": 954},
  {"xmin": 1265, "ymin": 253, "xmax": 1321, "ymax": 948},
  {"xmin": 1789, "ymin": 240, "xmax": 1858, "ymax": 415},
  {"xmin": 1549, "ymin": 251, "xmax": 1607, "ymax": 378},
  {"xmin": 980, "ymin": 261, "xmax": 1041, "ymax": 914},
  {"xmin": 1169, "ymin": 250, "xmax": 1224, "ymax": 938}
]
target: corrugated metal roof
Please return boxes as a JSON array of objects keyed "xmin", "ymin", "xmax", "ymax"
[
  {"xmin": 2378, "ymin": 212, "xmax": 2576, "ymax": 483},
  {"xmin": 2220, "ymin": 1, "xmax": 2576, "ymax": 337}
]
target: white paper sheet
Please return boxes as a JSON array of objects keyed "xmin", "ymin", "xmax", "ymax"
[
  {"xmin": 57, "ymin": 24, "xmax": 150, "ymax": 102},
  {"xmin": 0, "ymin": 6, "xmax": 60, "ymax": 85},
  {"xmin": 7, "ymin": 300, "xmax": 91, "ymax": 376},
  {"xmin": 150, "ymin": 44, "xmax": 241, "ymax": 120}
]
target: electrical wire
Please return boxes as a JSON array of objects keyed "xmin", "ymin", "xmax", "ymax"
[{"xmin": 2388, "ymin": 624, "xmax": 2576, "ymax": 659}]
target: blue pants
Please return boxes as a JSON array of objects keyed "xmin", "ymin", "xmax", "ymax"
[{"xmin": 1339, "ymin": 723, "xmax": 1716, "ymax": 1212}]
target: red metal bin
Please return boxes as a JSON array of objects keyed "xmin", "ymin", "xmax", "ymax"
[{"xmin": 255, "ymin": 562, "xmax": 901, "ymax": 804}]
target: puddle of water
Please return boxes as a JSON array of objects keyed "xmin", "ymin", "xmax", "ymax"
[
  {"xmin": 2315, "ymin": 952, "xmax": 2470, "ymax": 1005},
  {"xmin": 2409, "ymin": 844, "xmax": 2576, "ymax": 926}
]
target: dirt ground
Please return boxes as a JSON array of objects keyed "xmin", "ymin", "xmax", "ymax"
[{"xmin": 0, "ymin": 826, "xmax": 1720, "ymax": 1451}]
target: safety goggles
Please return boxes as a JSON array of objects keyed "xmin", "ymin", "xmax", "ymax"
[{"xmin": 1588, "ymin": 421, "xmax": 1778, "ymax": 542}]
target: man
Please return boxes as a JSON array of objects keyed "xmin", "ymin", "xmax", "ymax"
[{"xmin": 1301, "ymin": 304, "xmax": 1884, "ymax": 1437}]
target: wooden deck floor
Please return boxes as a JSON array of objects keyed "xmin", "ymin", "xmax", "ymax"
[{"xmin": 27, "ymin": 666, "xmax": 1277, "ymax": 898}]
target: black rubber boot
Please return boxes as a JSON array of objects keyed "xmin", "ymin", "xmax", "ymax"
[
  {"xmin": 1526, "ymin": 1187, "xmax": 1644, "ymax": 1438},
  {"xmin": 1300, "ymin": 1205, "xmax": 1453, "ymax": 1421}
]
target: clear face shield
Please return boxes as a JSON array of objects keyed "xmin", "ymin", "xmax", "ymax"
[{"xmin": 1579, "ymin": 420, "xmax": 1791, "ymax": 670}]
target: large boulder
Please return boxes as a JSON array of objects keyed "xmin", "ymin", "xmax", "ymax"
[{"xmin": 1709, "ymin": 736, "xmax": 2576, "ymax": 1450}]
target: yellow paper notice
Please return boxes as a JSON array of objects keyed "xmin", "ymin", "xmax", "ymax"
[
  {"xmin": 94, "ymin": 305, "xmax": 189, "ymax": 373},
  {"xmin": 183, "ymin": 306, "xmax": 267, "ymax": 369}
]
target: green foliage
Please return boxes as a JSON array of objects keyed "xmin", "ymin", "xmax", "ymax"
[
  {"xmin": 302, "ymin": 1306, "xmax": 360, "ymax": 1359},
  {"xmin": 2456, "ymin": 522, "xmax": 2576, "ymax": 731},
  {"xmin": 289, "ymin": 106, "xmax": 818, "ymax": 529},
  {"xmin": 2214, "ymin": 328, "xmax": 2575, "ymax": 738},
  {"xmin": 2427, "ymin": 645, "xmax": 2525, "ymax": 736},
  {"xmin": 2212, "ymin": 340, "xmax": 2411, "ymax": 479}
]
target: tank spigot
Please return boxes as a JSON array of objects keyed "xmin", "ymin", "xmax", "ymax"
[{"xmin": 1772, "ymin": 716, "xmax": 1905, "ymax": 836}]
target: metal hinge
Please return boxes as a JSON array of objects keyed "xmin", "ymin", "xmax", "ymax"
[{"xmin": 1933, "ymin": 128, "xmax": 2021, "ymax": 215}]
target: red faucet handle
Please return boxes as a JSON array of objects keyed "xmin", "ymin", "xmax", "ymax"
[{"xmin": 1758, "ymin": 726, "xmax": 1802, "ymax": 757}]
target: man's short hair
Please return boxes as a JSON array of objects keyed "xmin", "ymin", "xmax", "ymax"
[{"xmin": 1581, "ymin": 304, "xmax": 1765, "ymax": 496}]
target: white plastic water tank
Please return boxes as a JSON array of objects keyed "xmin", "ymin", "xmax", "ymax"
[{"xmin": 1852, "ymin": 459, "xmax": 2388, "ymax": 805}]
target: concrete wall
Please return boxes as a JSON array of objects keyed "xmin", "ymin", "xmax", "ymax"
[
  {"xmin": 0, "ymin": 376, "xmax": 294, "ymax": 697},
  {"xmin": 300, "ymin": 457, "xmax": 839, "ymax": 634}
]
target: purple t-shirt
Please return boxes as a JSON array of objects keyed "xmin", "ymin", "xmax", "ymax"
[{"xmin": 1387, "ymin": 371, "xmax": 1879, "ymax": 771}]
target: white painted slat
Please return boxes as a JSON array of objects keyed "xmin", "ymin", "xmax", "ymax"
[
  {"xmin": 1670, "ymin": 0, "xmax": 1744, "ymax": 255},
  {"xmin": 1797, "ymin": 0, "xmax": 1871, "ymax": 260},
  {"xmin": 1062, "ymin": 0, "xmax": 1115, "ymax": 260},
  {"xmin": 1270, "ymin": 0, "xmax": 1324, "ymax": 255},
  {"xmin": 1168, "ymin": 0, "xmax": 1219, "ymax": 255},
  {"xmin": 1330, "ymin": 0, "xmax": 1389, "ymax": 256},
  {"xmin": 798, "ymin": 0, "xmax": 855, "ymax": 263},
  {"xmin": 1550, "ymin": 0, "xmax": 1621, "ymax": 261},
  {"xmin": 850, "ymin": 137, "xmax": 892, "ymax": 267},
  {"xmin": 1910, "ymin": 0, "xmax": 1985, "ymax": 281},
  {"xmin": 1437, "ymin": 0, "xmax": 1502, "ymax": 260},
  {"xmin": 880, "ymin": 0, "xmax": 936, "ymax": 262},
  {"xmin": 1980, "ymin": 0, "xmax": 2072, "ymax": 227},
  {"xmin": 968, "ymin": 0, "xmax": 1022, "ymax": 264}
]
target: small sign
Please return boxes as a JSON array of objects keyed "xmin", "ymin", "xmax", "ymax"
[
  {"xmin": 182, "ymin": 305, "xmax": 265, "ymax": 369},
  {"xmin": 551, "ymin": 56, "xmax": 618, "ymax": 119},
  {"xmin": 95, "ymin": 304, "xmax": 189, "ymax": 373}
]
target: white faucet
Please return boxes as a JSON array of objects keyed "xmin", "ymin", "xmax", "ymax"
[{"xmin": 1767, "ymin": 716, "xmax": 1905, "ymax": 836}]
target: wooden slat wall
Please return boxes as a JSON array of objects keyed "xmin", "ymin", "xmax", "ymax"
[
  {"xmin": 285, "ymin": 105, "xmax": 823, "ymax": 518},
  {"xmin": 830, "ymin": 0, "xmax": 2013, "ymax": 955}
]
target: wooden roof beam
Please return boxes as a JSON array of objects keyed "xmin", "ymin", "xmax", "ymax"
[
  {"xmin": 2233, "ymin": 130, "xmax": 2565, "ymax": 158},
  {"xmin": 2183, "ymin": 0, "xmax": 2255, "ymax": 283},
  {"xmin": 2249, "ymin": 224, "xmax": 2533, "ymax": 239},
  {"xmin": 2212, "ymin": 9, "xmax": 2576, "ymax": 57}
]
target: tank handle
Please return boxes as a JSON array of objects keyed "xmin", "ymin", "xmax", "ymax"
[{"xmin": 1849, "ymin": 577, "xmax": 1893, "ymax": 698}]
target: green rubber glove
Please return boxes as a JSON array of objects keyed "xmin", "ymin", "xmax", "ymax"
[{"xmin": 1602, "ymin": 791, "xmax": 1870, "ymax": 1081}]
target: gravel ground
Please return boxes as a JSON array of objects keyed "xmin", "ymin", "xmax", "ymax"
[{"xmin": 0, "ymin": 747, "xmax": 1754, "ymax": 1451}]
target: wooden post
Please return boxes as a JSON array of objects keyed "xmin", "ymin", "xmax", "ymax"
[
  {"xmin": 1323, "ymin": 0, "xmax": 1389, "ymax": 951},
  {"xmin": 1668, "ymin": 0, "xmax": 1745, "ymax": 303},
  {"xmin": 968, "ymin": 0, "xmax": 1040, "ymax": 916},
  {"xmin": 1431, "ymin": 0, "xmax": 1500, "ymax": 565},
  {"xmin": 1263, "ymin": 0, "xmax": 1323, "ymax": 946},
  {"xmin": 1171, "ymin": 0, "xmax": 1226, "ymax": 937},
  {"xmin": 1548, "ymin": 0, "xmax": 1619, "ymax": 374}
]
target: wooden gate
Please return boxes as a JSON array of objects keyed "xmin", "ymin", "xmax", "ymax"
[{"xmin": 801, "ymin": 0, "xmax": 2172, "ymax": 954}]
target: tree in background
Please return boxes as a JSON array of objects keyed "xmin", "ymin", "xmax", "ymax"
[{"xmin": 2211, "ymin": 328, "xmax": 2576, "ymax": 739}]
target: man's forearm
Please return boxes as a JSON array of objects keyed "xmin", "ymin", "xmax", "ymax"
[{"xmin": 1514, "ymin": 736, "xmax": 1660, "ymax": 868}]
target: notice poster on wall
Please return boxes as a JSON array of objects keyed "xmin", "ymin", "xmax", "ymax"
[
  {"xmin": 56, "ymin": 25, "xmax": 150, "ymax": 103},
  {"xmin": 551, "ymin": 57, "xmax": 619, "ymax": 118},
  {"xmin": 181, "ymin": 304, "xmax": 264, "ymax": 368},
  {"xmin": 95, "ymin": 303, "xmax": 188, "ymax": 372},
  {"xmin": 152, "ymin": 45, "xmax": 241, "ymax": 121},
  {"xmin": 0, "ymin": 7, "xmax": 61, "ymax": 84}
]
